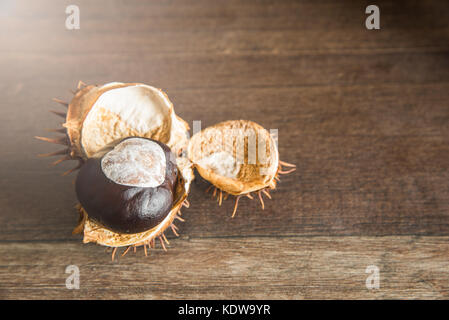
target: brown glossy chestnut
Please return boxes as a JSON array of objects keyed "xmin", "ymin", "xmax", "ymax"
[{"xmin": 75, "ymin": 137, "xmax": 178, "ymax": 234}]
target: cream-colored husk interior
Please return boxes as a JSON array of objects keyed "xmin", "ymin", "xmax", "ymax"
[
  {"xmin": 79, "ymin": 83, "xmax": 188, "ymax": 158},
  {"xmin": 187, "ymin": 120, "xmax": 279, "ymax": 195},
  {"xmin": 196, "ymin": 151, "xmax": 240, "ymax": 179}
]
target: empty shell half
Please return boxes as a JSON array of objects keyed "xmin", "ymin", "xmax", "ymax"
[{"xmin": 187, "ymin": 120, "xmax": 296, "ymax": 216}]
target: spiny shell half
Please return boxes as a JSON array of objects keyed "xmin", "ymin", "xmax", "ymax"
[
  {"xmin": 187, "ymin": 120, "xmax": 279, "ymax": 195},
  {"xmin": 65, "ymin": 82, "xmax": 189, "ymax": 160}
]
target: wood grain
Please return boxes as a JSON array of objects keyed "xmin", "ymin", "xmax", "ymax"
[
  {"xmin": 0, "ymin": 0, "xmax": 448, "ymax": 299},
  {"xmin": 1, "ymin": 236, "xmax": 449, "ymax": 299}
]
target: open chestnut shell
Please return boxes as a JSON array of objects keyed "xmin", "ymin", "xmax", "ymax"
[
  {"xmin": 36, "ymin": 81, "xmax": 190, "ymax": 176},
  {"xmin": 36, "ymin": 82, "xmax": 194, "ymax": 254}
]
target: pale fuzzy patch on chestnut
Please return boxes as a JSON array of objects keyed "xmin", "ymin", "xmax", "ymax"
[{"xmin": 101, "ymin": 138, "xmax": 166, "ymax": 188}]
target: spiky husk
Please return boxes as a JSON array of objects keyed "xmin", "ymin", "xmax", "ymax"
[
  {"xmin": 65, "ymin": 82, "xmax": 190, "ymax": 160},
  {"xmin": 205, "ymin": 160, "xmax": 296, "ymax": 217},
  {"xmin": 37, "ymin": 81, "xmax": 190, "ymax": 174},
  {"xmin": 187, "ymin": 120, "xmax": 279, "ymax": 196},
  {"xmin": 188, "ymin": 120, "xmax": 295, "ymax": 216},
  {"xmin": 36, "ymin": 82, "xmax": 194, "ymax": 258},
  {"xmin": 35, "ymin": 81, "xmax": 87, "ymax": 174}
]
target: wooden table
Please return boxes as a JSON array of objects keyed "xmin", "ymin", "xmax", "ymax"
[{"xmin": 1, "ymin": 0, "xmax": 449, "ymax": 299}]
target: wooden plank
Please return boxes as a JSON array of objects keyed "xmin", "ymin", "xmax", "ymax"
[
  {"xmin": 1, "ymin": 236, "xmax": 449, "ymax": 299},
  {"xmin": 1, "ymin": 0, "xmax": 449, "ymax": 55},
  {"xmin": 2, "ymin": 51, "xmax": 449, "ymax": 92}
]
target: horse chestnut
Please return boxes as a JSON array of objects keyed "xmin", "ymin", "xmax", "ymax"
[{"xmin": 75, "ymin": 137, "xmax": 177, "ymax": 234}]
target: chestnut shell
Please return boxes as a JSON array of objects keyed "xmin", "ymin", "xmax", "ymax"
[{"xmin": 75, "ymin": 138, "xmax": 178, "ymax": 234}]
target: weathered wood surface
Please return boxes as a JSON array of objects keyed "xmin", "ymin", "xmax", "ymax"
[
  {"xmin": 0, "ymin": 0, "xmax": 449, "ymax": 299},
  {"xmin": 1, "ymin": 237, "xmax": 449, "ymax": 299}
]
